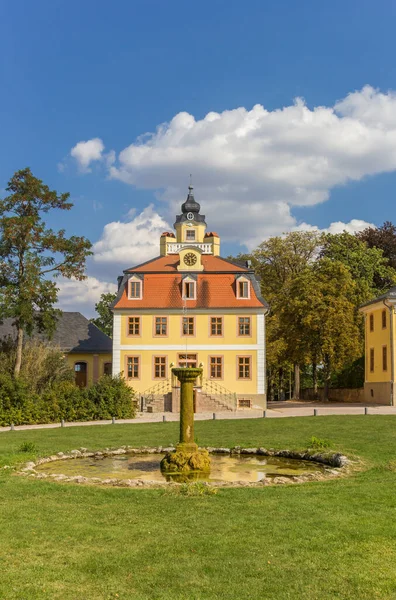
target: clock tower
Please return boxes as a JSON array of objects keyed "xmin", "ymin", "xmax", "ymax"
[{"xmin": 159, "ymin": 184, "xmax": 220, "ymax": 257}]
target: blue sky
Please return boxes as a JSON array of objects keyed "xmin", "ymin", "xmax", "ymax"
[{"xmin": 1, "ymin": 0, "xmax": 396, "ymax": 315}]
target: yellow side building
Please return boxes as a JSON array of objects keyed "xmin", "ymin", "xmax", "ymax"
[
  {"xmin": 360, "ymin": 287, "xmax": 396, "ymax": 405},
  {"xmin": 112, "ymin": 185, "xmax": 269, "ymax": 412}
]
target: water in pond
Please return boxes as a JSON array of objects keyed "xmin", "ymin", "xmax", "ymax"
[{"xmin": 35, "ymin": 454, "xmax": 326, "ymax": 483}]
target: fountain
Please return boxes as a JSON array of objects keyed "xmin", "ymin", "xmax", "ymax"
[
  {"xmin": 160, "ymin": 367, "xmax": 211, "ymax": 474},
  {"xmin": 22, "ymin": 367, "xmax": 349, "ymax": 487}
]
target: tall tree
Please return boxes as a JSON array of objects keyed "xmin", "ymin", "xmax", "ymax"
[
  {"xmin": 0, "ymin": 168, "xmax": 92, "ymax": 376},
  {"xmin": 320, "ymin": 231, "xmax": 396, "ymax": 305},
  {"xmin": 357, "ymin": 221, "xmax": 396, "ymax": 272},
  {"xmin": 91, "ymin": 292, "xmax": 117, "ymax": 337},
  {"xmin": 252, "ymin": 231, "xmax": 323, "ymax": 399},
  {"xmin": 280, "ymin": 259, "xmax": 362, "ymax": 400}
]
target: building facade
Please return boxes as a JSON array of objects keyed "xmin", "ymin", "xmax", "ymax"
[
  {"xmin": 360, "ymin": 287, "xmax": 396, "ymax": 405},
  {"xmin": 112, "ymin": 186, "xmax": 269, "ymax": 412},
  {"xmin": 0, "ymin": 312, "xmax": 112, "ymax": 388}
]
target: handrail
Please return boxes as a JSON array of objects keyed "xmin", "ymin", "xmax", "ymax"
[
  {"xmin": 141, "ymin": 379, "xmax": 172, "ymax": 411},
  {"xmin": 201, "ymin": 377, "xmax": 237, "ymax": 411}
]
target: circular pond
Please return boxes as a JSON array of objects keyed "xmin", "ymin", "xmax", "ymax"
[{"xmin": 34, "ymin": 453, "xmax": 326, "ymax": 483}]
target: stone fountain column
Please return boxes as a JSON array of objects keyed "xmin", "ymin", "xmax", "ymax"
[
  {"xmin": 160, "ymin": 366, "xmax": 211, "ymax": 474},
  {"xmin": 173, "ymin": 367, "xmax": 201, "ymax": 452}
]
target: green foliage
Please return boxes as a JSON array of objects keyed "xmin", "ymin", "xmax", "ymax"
[
  {"xmin": 18, "ymin": 441, "xmax": 37, "ymax": 453},
  {"xmin": 320, "ymin": 231, "xmax": 396, "ymax": 304},
  {"xmin": 308, "ymin": 436, "xmax": 332, "ymax": 450},
  {"xmin": 0, "ymin": 374, "xmax": 136, "ymax": 426},
  {"xmin": 91, "ymin": 292, "xmax": 117, "ymax": 337},
  {"xmin": 0, "ymin": 339, "xmax": 74, "ymax": 394},
  {"xmin": 357, "ymin": 221, "xmax": 396, "ymax": 272},
  {"xmin": 87, "ymin": 375, "xmax": 136, "ymax": 419},
  {"xmin": 0, "ymin": 168, "xmax": 92, "ymax": 375},
  {"xmin": 330, "ymin": 357, "xmax": 364, "ymax": 389}
]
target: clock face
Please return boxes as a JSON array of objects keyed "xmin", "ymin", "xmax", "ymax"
[
  {"xmin": 184, "ymin": 252, "xmax": 197, "ymax": 266},
  {"xmin": 186, "ymin": 212, "xmax": 194, "ymax": 221}
]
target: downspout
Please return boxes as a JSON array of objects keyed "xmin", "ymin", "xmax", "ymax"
[
  {"xmin": 263, "ymin": 306, "xmax": 270, "ymax": 403},
  {"xmin": 383, "ymin": 300, "xmax": 394, "ymax": 406}
]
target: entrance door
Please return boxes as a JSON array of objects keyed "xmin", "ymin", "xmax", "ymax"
[
  {"xmin": 178, "ymin": 354, "xmax": 199, "ymax": 388},
  {"xmin": 178, "ymin": 353, "xmax": 197, "ymax": 368},
  {"xmin": 75, "ymin": 362, "xmax": 87, "ymax": 388}
]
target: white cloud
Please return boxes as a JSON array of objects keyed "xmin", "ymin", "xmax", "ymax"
[
  {"xmin": 56, "ymin": 276, "xmax": 117, "ymax": 318},
  {"xmin": 293, "ymin": 218, "xmax": 374, "ymax": 236},
  {"xmin": 66, "ymin": 85, "xmax": 396, "ymax": 246},
  {"xmin": 71, "ymin": 138, "xmax": 105, "ymax": 172},
  {"xmin": 55, "ymin": 206, "xmax": 171, "ymax": 316},
  {"xmin": 90, "ymin": 204, "xmax": 171, "ymax": 280},
  {"xmin": 65, "ymin": 85, "xmax": 396, "ymax": 312}
]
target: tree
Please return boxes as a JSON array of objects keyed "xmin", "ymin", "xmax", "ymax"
[
  {"xmin": 357, "ymin": 221, "xmax": 396, "ymax": 271},
  {"xmin": 280, "ymin": 259, "xmax": 362, "ymax": 400},
  {"xmin": 320, "ymin": 231, "xmax": 396, "ymax": 305},
  {"xmin": 91, "ymin": 292, "xmax": 117, "ymax": 337},
  {"xmin": 252, "ymin": 231, "xmax": 323, "ymax": 399},
  {"xmin": 0, "ymin": 168, "xmax": 92, "ymax": 376}
]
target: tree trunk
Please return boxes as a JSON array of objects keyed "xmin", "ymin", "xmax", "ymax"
[
  {"xmin": 279, "ymin": 367, "xmax": 285, "ymax": 401},
  {"xmin": 293, "ymin": 363, "xmax": 300, "ymax": 400},
  {"xmin": 312, "ymin": 360, "xmax": 318, "ymax": 399},
  {"xmin": 323, "ymin": 356, "xmax": 331, "ymax": 402},
  {"xmin": 14, "ymin": 327, "xmax": 24, "ymax": 377},
  {"xmin": 324, "ymin": 378, "xmax": 330, "ymax": 402}
]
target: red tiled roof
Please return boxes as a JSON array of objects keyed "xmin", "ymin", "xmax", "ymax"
[
  {"xmin": 124, "ymin": 255, "xmax": 246, "ymax": 273},
  {"xmin": 114, "ymin": 273, "xmax": 265, "ymax": 309}
]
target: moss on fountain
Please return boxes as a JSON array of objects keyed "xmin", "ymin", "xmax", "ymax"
[
  {"xmin": 160, "ymin": 448, "xmax": 211, "ymax": 474},
  {"xmin": 160, "ymin": 366, "xmax": 212, "ymax": 475}
]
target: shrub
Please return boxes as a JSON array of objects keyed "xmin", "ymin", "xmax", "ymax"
[
  {"xmin": 0, "ymin": 339, "xmax": 74, "ymax": 394},
  {"xmin": 308, "ymin": 436, "xmax": 333, "ymax": 450},
  {"xmin": 0, "ymin": 371, "xmax": 136, "ymax": 425},
  {"xmin": 88, "ymin": 375, "xmax": 137, "ymax": 419},
  {"xmin": 18, "ymin": 442, "xmax": 38, "ymax": 453}
]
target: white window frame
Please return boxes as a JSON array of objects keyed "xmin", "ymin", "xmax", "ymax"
[
  {"xmin": 128, "ymin": 276, "xmax": 143, "ymax": 300},
  {"xmin": 236, "ymin": 277, "xmax": 250, "ymax": 299},
  {"xmin": 185, "ymin": 229, "xmax": 196, "ymax": 241},
  {"xmin": 182, "ymin": 277, "xmax": 196, "ymax": 300}
]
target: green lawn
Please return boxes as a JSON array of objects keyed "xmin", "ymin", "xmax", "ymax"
[{"xmin": 1, "ymin": 416, "xmax": 396, "ymax": 600}]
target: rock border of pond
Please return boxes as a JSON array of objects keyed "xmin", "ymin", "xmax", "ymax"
[{"xmin": 16, "ymin": 446, "xmax": 350, "ymax": 488}]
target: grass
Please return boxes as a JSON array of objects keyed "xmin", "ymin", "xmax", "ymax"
[{"xmin": 1, "ymin": 416, "xmax": 396, "ymax": 599}]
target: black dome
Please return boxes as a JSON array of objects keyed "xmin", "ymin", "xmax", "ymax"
[{"xmin": 181, "ymin": 185, "xmax": 201, "ymax": 214}]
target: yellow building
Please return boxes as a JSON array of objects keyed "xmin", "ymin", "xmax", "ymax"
[
  {"xmin": 112, "ymin": 185, "xmax": 269, "ymax": 412},
  {"xmin": 360, "ymin": 288, "xmax": 396, "ymax": 405},
  {"xmin": 0, "ymin": 312, "xmax": 112, "ymax": 388}
]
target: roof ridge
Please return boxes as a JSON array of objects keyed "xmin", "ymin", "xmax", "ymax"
[{"xmin": 124, "ymin": 255, "xmax": 162, "ymax": 272}]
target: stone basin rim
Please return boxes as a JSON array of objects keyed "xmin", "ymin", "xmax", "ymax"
[{"xmin": 17, "ymin": 446, "xmax": 350, "ymax": 488}]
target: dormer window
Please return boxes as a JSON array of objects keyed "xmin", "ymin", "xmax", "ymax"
[
  {"xmin": 183, "ymin": 280, "xmax": 196, "ymax": 299},
  {"xmin": 236, "ymin": 277, "xmax": 250, "ymax": 299},
  {"xmin": 186, "ymin": 229, "xmax": 196, "ymax": 241},
  {"xmin": 128, "ymin": 277, "xmax": 142, "ymax": 299}
]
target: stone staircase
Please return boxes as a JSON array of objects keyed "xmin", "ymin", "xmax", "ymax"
[
  {"xmin": 141, "ymin": 379, "xmax": 172, "ymax": 413},
  {"xmin": 141, "ymin": 378, "xmax": 238, "ymax": 413},
  {"xmin": 198, "ymin": 391, "xmax": 234, "ymax": 412},
  {"xmin": 200, "ymin": 378, "xmax": 237, "ymax": 412}
]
